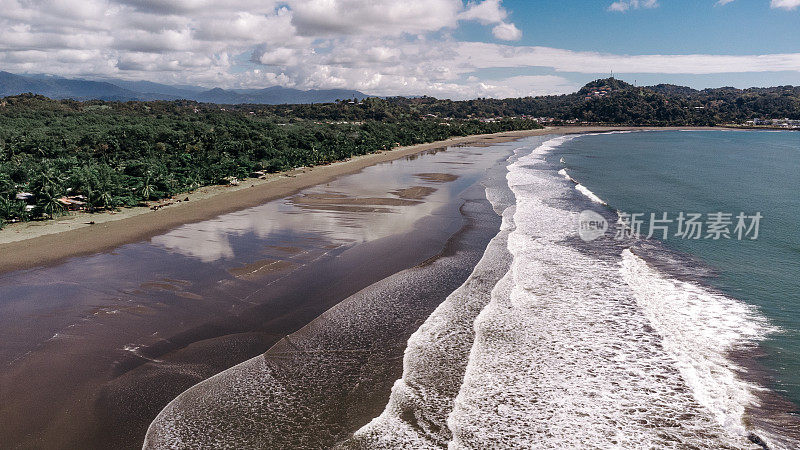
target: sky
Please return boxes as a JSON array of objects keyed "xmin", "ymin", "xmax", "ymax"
[{"xmin": 0, "ymin": 0, "xmax": 798, "ymax": 99}]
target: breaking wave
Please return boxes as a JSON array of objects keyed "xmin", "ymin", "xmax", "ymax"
[
  {"xmin": 574, "ymin": 183, "xmax": 607, "ymax": 205},
  {"xmin": 620, "ymin": 249, "xmax": 774, "ymax": 437},
  {"xmin": 558, "ymin": 167, "xmax": 607, "ymax": 205},
  {"xmin": 353, "ymin": 135, "xmax": 781, "ymax": 449},
  {"xmin": 345, "ymin": 150, "xmax": 518, "ymax": 448}
]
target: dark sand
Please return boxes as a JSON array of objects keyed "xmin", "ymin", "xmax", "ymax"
[
  {"xmin": 0, "ymin": 134, "xmax": 515, "ymax": 449},
  {"xmin": 0, "ymin": 126, "xmax": 723, "ymax": 275},
  {"xmin": 0, "ymin": 126, "xmax": 727, "ymax": 449},
  {"xmin": 143, "ymin": 180, "xmax": 504, "ymax": 449}
]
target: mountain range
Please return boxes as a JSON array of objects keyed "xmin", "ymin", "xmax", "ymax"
[{"xmin": 0, "ymin": 71, "xmax": 368, "ymax": 104}]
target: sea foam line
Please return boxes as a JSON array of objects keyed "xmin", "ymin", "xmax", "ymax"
[
  {"xmin": 620, "ymin": 249, "xmax": 776, "ymax": 439},
  {"xmin": 447, "ymin": 134, "xmax": 767, "ymax": 448},
  {"xmin": 345, "ymin": 149, "xmax": 519, "ymax": 448},
  {"xmin": 558, "ymin": 166, "xmax": 607, "ymax": 205}
]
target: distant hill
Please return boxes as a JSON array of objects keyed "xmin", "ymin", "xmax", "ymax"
[
  {"xmin": 0, "ymin": 71, "xmax": 369, "ymax": 104},
  {"xmin": 578, "ymin": 77, "xmax": 635, "ymax": 94},
  {"xmin": 3, "ymin": 72, "xmax": 798, "ymax": 123},
  {"xmin": 401, "ymin": 77, "xmax": 800, "ymax": 125},
  {"xmin": 647, "ymin": 84, "xmax": 700, "ymax": 97},
  {"xmin": 0, "ymin": 71, "xmax": 152, "ymax": 101}
]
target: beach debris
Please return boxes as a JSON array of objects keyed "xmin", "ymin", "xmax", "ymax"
[
  {"xmin": 224, "ymin": 176, "xmax": 240, "ymax": 186},
  {"xmin": 150, "ymin": 202, "xmax": 173, "ymax": 211},
  {"xmin": 57, "ymin": 196, "xmax": 87, "ymax": 210}
]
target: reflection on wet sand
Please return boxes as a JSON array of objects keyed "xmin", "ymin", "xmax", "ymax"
[
  {"xmin": 0, "ymin": 142, "xmax": 513, "ymax": 449},
  {"xmin": 229, "ymin": 259, "xmax": 297, "ymax": 280},
  {"xmin": 391, "ymin": 186, "xmax": 436, "ymax": 199},
  {"xmin": 415, "ymin": 173, "xmax": 460, "ymax": 182},
  {"xmin": 150, "ymin": 168, "xmax": 458, "ymax": 264}
]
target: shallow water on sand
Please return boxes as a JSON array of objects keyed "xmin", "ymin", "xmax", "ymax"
[
  {"xmin": 142, "ymin": 141, "xmax": 520, "ymax": 448},
  {"xmin": 0, "ymin": 143, "xmax": 512, "ymax": 449}
]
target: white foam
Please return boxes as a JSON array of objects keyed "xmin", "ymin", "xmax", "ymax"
[
  {"xmin": 350, "ymin": 226, "xmax": 513, "ymax": 448},
  {"xmin": 446, "ymin": 135, "xmax": 766, "ymax": 448},
  {"xmin": 558, "ymin": 167, "xmax": 608, "ymax": 205},
  {"xmin": 575, "ymin": 183, "xmax": 607, "ymax": 205},
  {"xmin": 620, "ymin": 249, "xmax": 774, "ymax": 436},
  {"xmin": 347, "ymin": 151, "xmax": 519, "ymax": 448}
]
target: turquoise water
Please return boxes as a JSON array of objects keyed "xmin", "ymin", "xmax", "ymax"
[{"xmin": 556, "ymin": 130, "xmax": 800, "ymax": 409}]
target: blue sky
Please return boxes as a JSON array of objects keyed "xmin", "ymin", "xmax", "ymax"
[
  {"xmin": 449, "ymin": 0, "xmax": 800, "ymax": 91},
  {"xmin": 0, "ymin": 0, "xmax": 798, "ymax": 98},
  {"xmin": 487, "ymin": 0, "xmax": 798, "ymax": 55}
]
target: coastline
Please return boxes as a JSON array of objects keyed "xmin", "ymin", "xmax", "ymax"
[
  {"xmin": 142, "ymin": 127, "xmax": 777, "ymax": 449},
  {"xmin": 143, "ymin": 176, "xmax": 507, "ymax": 449},
  {"xmin": 0, "ymin": 137, "xmax": 516, "ymax": 449},
  {"xmin": 0, "ymin": 126, "xmax": 719, "ymax": 274},
  {"xmin": 3, "ymin": 126, "xmax": 788, "ymax": 448}
]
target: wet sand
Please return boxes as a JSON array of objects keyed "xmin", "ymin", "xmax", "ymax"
[
  {"xmin": 0, "ymin": 126, "xmax": 728, "ymax": 449},
  {"xmin": 0, "ymin": 138, "xmax": 516, "ymax": 449},
  {"xmin": 0, "ymin": 126, "xmax": 722, "ymax": 275},
  {"xmin": 144, "ymin": 181, "xmax": 505, "ymax": 449}
]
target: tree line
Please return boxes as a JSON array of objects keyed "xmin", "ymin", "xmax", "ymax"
[
  {"xmin": 3, "ymin": 76, "xmax": 798, "ymax": 226},
  {"xmin": 0, "ymin": 94, "xmax": 540, "ymax": 226}
]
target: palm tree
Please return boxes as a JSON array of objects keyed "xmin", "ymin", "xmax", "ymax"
[
  {"xmin": 30, "ymin": 168, "xmax": 65, "ymax": 219},
  {"xmin": 140, "ymin": 174, "xmax": 154, "ymax": 200},
  {"xmin": 99, "ymin": 190, "xmax": 114, "ymax": 209}
]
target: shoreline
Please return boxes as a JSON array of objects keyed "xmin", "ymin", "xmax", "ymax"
[
  {"xmin": 142, "ymin": 149, "xmax": 510, "ymax": 449},
  {"xmin": 0, "ymin": 126, "xmax": 720, "ymax": 274},
  {"xmin": 0, "ymin": 139, "xmax": 512, "ymax": 449}
]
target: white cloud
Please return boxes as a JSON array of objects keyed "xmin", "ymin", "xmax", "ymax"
[
  {"xmin": 0, "ymin": 0, "xmax": 797, "ymax": 100},
  {"xmin": 288, "ymin": 0, "xmax": 464, "ymax": 36},
  {"xmin": 492, "ymin": 22, "xmax": 522, "ymax": 41},
  {"xmin": 0, "ymin": 0, "xmax": 526, "ymax": 94},
  {"xmin": 608, "ymin": 0, "xmax": 659, "ymax": 12},
  {"xmin": 453, "ymin": 42, "xmax": 800, "ymax": 75},
  {"xmin": 459, "ymin": 0, "xmax": 507, "ymax": 24},
  {"xmin": 771, "ymin": 0, "xmax": 800, "ymax": 9},
  {"xmin": 715, "ymin": 0, "xmax": 735, "ymax": 5},
  {"xmin": 474, "ymin": 75, "xmax": 578, "ymax": 98},
  {"xmin": 242, "ymin": 37, "xmax": 800, "ymax": 98}
]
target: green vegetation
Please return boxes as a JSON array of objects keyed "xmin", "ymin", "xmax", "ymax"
[
  {"xmin": 3, "ymin": 76, "xmax": 798, "ymax": 227},
  {"xmin": 389, "ymin": 78, "xmax": 800, "ymax": 126},
  {"xmin": 0, "ymin": 95, "xmax": 541, "ymax": 227}
]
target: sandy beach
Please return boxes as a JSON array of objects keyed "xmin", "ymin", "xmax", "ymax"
[
  {"xmin": 0, "ymin": 134, "xmax": 521, "ymax": 448},
  {"xmin": 0, "ymin": 126, "xmax": 720, "ymax": 275},
  {"xmin": 0, "ymin": 126, "xmax": 754, "ymax": 449}
]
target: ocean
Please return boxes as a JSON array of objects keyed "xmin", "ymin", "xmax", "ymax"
[
  {"xmin": 557, "ymin": 130, "xmax": 800, "ymax": 401},
  {"xmin": 145, "ymin": 130, "xmax": 800, "ymax": 449},
  {"xmin": 555, "ymin": 130, "xmax": 800, "ymax": 446},
  {"xmin": 348, "ymin": 131, "xmax": 799, "ymax": 449}
]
